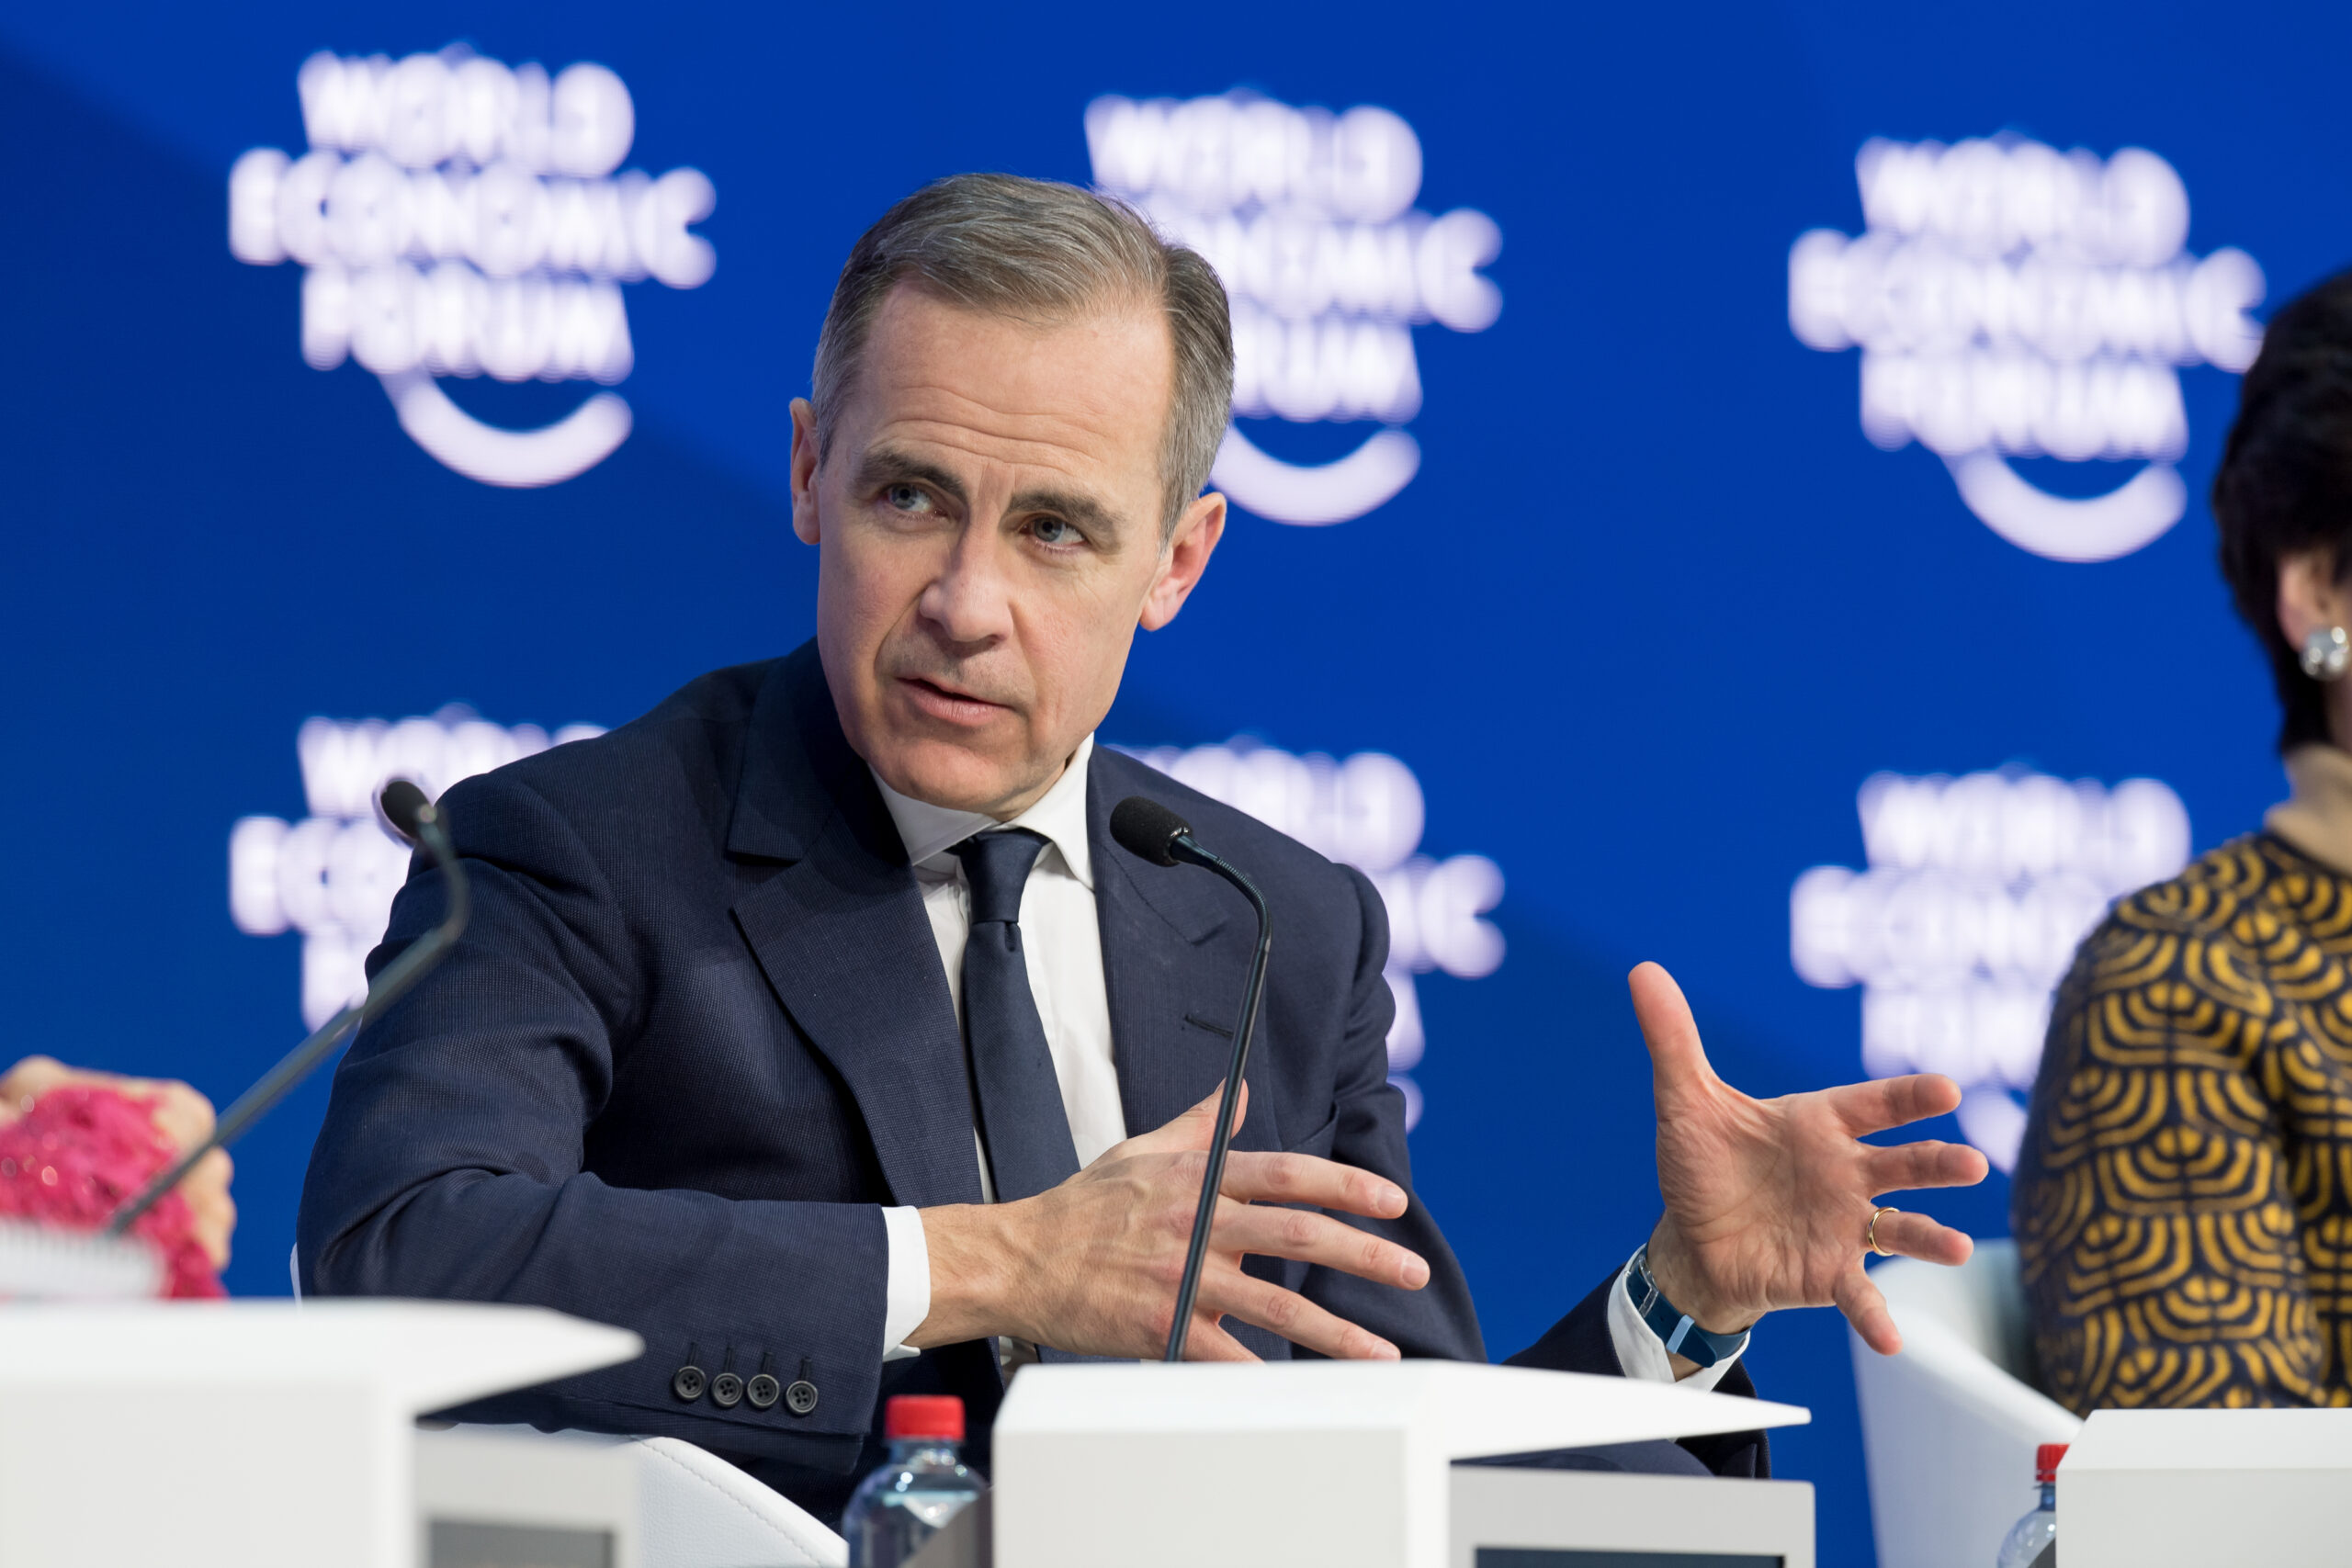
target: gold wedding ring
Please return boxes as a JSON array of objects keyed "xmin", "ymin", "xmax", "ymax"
[{"xmin": 1867, "ymin": 1206, "xmax": 1900, "ymax": 1258}]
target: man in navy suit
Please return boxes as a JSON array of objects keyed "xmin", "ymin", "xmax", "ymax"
[{"xmin": 299, "ymin": 174, "xmax": 1985, "ymax": 1520}]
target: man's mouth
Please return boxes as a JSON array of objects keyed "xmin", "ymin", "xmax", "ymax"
[{"xmin": 897, "ymin": 675, "xmax": 1012, "ymax": 727}]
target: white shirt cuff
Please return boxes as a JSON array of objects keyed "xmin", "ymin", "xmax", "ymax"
[
  {"xmin": 880, "ymin": 1205, "xmax": 930, "ymax": 1362},
  {"xmin": 1605, "ymin": 1249, "xmax": 1746, "ymax": 1392}
]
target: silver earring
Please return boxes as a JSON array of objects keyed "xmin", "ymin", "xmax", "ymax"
[{"xmin": 2302, "ymin": 626, "xmax": 2351, "ymax": 682}]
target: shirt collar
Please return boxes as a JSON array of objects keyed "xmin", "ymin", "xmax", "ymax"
[{"xmin": 869, "ymin": 734, "xmax": 1095, "ymax": 890}]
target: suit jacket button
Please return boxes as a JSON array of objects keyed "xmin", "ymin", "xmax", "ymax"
[
  {"xmin": 747, "ymin": 1373, "xmax": 781, "ymax": 1409},
  {"xmin": 673, "ymin": 1364, "xmax": 707, "ymax": 1402},
  {"xmin": 711, "ymin": 1371, "xmax": 744, "ymax": 1409},
  {"xmin": 785, "ymin": 1379, "xmax": 819, "ymax": 1416}
]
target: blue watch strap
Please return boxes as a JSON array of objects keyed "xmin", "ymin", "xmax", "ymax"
[{"xmin": 1625, "ymin": 1244, "xmax": 1749, "ymax": 1370}]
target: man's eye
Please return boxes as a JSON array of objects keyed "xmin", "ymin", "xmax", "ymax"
[
  {"xmin": 886, "ymin": 484, "xmax": 930, "ymax": 513},
  {"xmin": 1031, "ymin": 517, "xmax": 1081, "ymax": 547}
]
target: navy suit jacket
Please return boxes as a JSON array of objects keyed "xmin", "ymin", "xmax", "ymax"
[{"xmin": 299, "ymin": 645, "xmax": 1764, "ymax": 1518}]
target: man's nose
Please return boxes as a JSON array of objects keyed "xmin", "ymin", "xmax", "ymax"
[{"xmin": 917, "ymin": 523, "xmax": 1017, "ymax": 648}]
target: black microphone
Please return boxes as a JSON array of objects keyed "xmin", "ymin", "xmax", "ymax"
[
  {"xmin": 1110, "ymin": 795, "xmax": 1273, "ymax": 1362},
  {"xmin": 105, "ymin": 779, "xmax": 471, "ymax": 1236},
  {"xmin": 378, "ymin": 776, "xmax": 434, "ymax": 842}
]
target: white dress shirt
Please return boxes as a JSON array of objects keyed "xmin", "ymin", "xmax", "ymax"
[{"xmin": 865, "ymin": 734, "xmax": 1740, "ymax": 1391}]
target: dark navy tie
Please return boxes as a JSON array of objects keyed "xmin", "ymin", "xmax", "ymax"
[{"xmin": 949, "ymin": 829, "xmax": 1081, "ymax": 1202}]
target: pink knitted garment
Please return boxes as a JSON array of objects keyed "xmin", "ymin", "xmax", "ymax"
[{"xmin": 0, "ymin": 1086, "xmax": 225, "ymax": 1298}]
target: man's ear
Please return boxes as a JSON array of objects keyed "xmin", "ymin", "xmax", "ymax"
[
  {"xmin": 789, "ymin": 399, "xmax": 822, "ymax": 546},
  {"xmin": 1139, "ymin": 491, "xmax": 1227, "ymax": 631},
  {"xmin": 2278, "ymin": 547, "xmax": 2347, "ymax": 650}
]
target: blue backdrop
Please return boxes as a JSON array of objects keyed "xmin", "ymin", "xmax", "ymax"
[{"xmin": 4, "ymin": 4, "xmax": 2335, "ymax": 1562}]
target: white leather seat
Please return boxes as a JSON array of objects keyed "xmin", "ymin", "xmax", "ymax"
[
  {"xmin": 458, "ymin": 1425, "xmax": 848, "ymax": 1568},
  {"xmin": 1849, "ymin": 1239, "xmax": 2081, "ymax": 1568}
]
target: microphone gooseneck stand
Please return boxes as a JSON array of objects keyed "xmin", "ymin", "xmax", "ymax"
[
  {"xmin": 105, "ymin": 780, "xmax": 470, "ymax": 1238},
  {"xmin": 1108, "ymin": 795, "xmax": 1274, "ymax": 1363}
]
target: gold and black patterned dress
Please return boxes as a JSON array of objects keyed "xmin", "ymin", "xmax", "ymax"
[{"xmin": 2014, "ymin": 830, "xmax": 2352, "ymax": 1412}]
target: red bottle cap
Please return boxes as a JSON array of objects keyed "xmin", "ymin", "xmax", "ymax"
[
  {"xmin": 886, "ymin": 1394, "xmax": 965, "ymax": 1441},
  {"xmin": 2035, "ymin": 1442, "xmax": 2069, "ymax": 1483}
]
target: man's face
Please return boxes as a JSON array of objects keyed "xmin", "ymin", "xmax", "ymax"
[{"xmin": 789, "ymin": 284, "xmax": 1225, "ymax": 818}]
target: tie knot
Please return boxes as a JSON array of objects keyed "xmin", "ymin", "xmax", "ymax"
[{"xmin": 950, "ymin": 829, "xmax": 1048, "ymax": 926}]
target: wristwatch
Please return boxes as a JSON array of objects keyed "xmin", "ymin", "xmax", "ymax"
[{"xmin": 1625, "ymin": 1243, "xmax": 1750, "ymax": 1370}]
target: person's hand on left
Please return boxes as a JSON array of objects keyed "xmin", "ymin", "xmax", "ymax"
[
  {"xmin": 1626, "ymin": 963, "xmax": 1987, "ymax": 1367},
  {"xmin": 0, "ymin": 1056, "xmax": 235, "ymax": 1269}
]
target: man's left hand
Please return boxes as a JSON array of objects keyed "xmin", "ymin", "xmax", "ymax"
[{"xmin": 1629, "ymin": 962, "xmax": 1988, "ymax": 1361}]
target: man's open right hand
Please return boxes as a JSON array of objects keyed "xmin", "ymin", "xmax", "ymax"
[{"xmin": 912, "ymin": 1085, "xmax": 1427, "ymax": 1360}]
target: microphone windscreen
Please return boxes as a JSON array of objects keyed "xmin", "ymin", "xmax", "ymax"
[
  {"xmin": 379, "ymin": 779, "xmax": 432, "ymax": 843},
  {"xmin": 1111, "ymin": 795, "xmax": 1192, "ymax": 867}
]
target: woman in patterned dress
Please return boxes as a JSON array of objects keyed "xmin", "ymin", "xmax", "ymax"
[{"xmin": 2014, "ymin": 270, "xmax": 2352, "ymax": 1412}]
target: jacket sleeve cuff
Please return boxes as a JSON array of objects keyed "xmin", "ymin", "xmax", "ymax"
[
  {"xmin": 880, "ymin": 1205, "xmax": 930, "ymax": 1361},
  {"xmin": 1605, "ymin": 1249, "xmax": 1747, "ymax": 1392}
]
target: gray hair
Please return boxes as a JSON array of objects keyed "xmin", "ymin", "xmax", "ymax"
[{"xmin": 810, "ymin": 173, "xmax": 1233, "ymax": 537}]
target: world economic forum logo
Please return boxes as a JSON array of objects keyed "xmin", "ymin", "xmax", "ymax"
[
  {"xmin": 1790, "ymin": 136, "xmax": 2265, "ymax": 562},
  {"xmin": 1789, "ymin": 766, "xmax": 2188, "ymax": 1169},
  {"xmin": 227, "ymin": 48, "xmax": 716, "ymax": 488},
  {"xmin": 1087, "ymin": 91, "xmax": 1502, "ymax": 525}
]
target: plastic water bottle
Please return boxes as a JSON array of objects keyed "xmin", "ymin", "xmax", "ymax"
[
  {"xmin": 1995, "ymin": 1441, "xmax": 2066, "ymax": 1568},
  {"xmin": 843, "ymin": 1394, "xmax": 986, "ymax": 1567}
]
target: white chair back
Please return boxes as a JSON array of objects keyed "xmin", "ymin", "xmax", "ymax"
[{"xmin": 1849, "ymin": 1240, "xmax": 2082, "ymax": 1568}]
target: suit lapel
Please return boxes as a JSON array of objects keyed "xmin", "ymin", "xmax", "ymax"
[
  {"xmin": 1091, "ymin": 752, "xmax": 1286, "ymax": 1153},
  {"xmin": 728, "ymin": 647, "xmax": 986, "ymax": 1210}
]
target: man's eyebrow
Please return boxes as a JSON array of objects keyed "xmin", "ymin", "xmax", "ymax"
[
  {"xmin": 853, "ymin": 446, "xmax": 969, "ymax": 507},
  {"xmin": 1006, "ymin": 485, "xmax": 1126, "ymax": 543}
]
